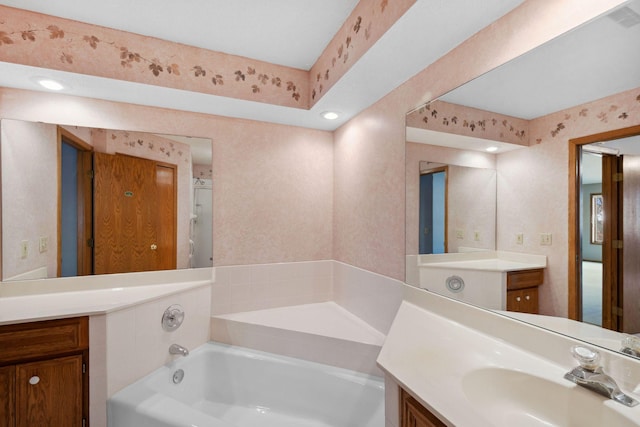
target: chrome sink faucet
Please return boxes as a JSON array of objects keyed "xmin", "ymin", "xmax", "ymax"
[
  {"xmin": 564, "ymin": 345, "xmax": 638, "ymax": 407},
  {"xmin": 169, "ymin": 343, "xmax": 189, "ymax": 357}
]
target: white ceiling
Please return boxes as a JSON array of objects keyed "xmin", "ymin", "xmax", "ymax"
[
  {"xmin": 439, "ymin": 0, "xmax": 640, "ymax": 120},
  {"xmin": 0, "ymin": 0, "xmax": 525, "ymax": 131}
]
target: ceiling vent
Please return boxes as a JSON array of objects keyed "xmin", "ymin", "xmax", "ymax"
[{"xmin": 607, "ymin": 6, "xmax": 640, "ymax": 28}]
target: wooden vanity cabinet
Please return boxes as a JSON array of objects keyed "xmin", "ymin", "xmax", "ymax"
[
  {"xmin": 0, "ymin": 317, "xmax": 89, "ymax": 427},
  {"xmin": 401, "ymin": 388, "xmax": 447, "ymax": 427},
  {"xmin": 506, "ymin": 269, "xmax": 543, "ymax": 314}
]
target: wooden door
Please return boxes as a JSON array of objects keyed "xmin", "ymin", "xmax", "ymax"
[
  {"xmin": 94, "ymin": 153, "xmax": 176, "ymax": 274},
  {"xmin": 0, "ymin": 365, "xmax": 15, "ymax": 427},
  {"xmin": 15, "ymin": 355, "xmax": 83, "ymax": 427}
]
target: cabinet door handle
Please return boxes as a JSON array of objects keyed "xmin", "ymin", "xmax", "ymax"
[
  {"xmin": 516, "ymin": 296, "xmax": 521, "ymax": 302},
  {"xmin": 525, "ymin": 295, "xmax": 531, "ymax": 301},
  {"xmin": 150, "ymin": 244, "xmax": 158, "ymax": 251},
  {"xmin": 29, "ymin": 375, "xmax": 40, "ymax": 385}
]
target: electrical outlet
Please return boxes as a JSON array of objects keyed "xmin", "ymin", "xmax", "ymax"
[
  {"xmin": 474, "ymin": 231, "xmax": 481, "ymax": 241},
  {"xmin": 516, "ymin": 233, "xmax": 524, "ymax": 245},
  {"xmin": 39, "ymin": 236, "xmax": 48, "ymax": 253},
  {"xmin": 456, "ymin": 229, "xmax": 464, "ymax": 239},
  {"xmin": 20, "ymin": 240, "xmax": 28, "ymax": 259},
  {"xmin": 540, "ymin": 233, "xmax": 552, "ymax": 246}
]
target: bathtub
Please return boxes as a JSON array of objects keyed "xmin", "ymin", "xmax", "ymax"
[{"xmin": 108, "ymin": 342, "xmax": 385, "ymax": 427}]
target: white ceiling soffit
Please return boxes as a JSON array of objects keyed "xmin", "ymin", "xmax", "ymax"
[
  {"xmin": 0, "ymin": 0, "xmax": 524, "ymax": 131},
  {"xmin": 439, "ymin": 0, "xmax": 640, "ymax": 120},
  {"xmin": 406, "ymin": 126, "xmax": 524, "ymax": 154}
]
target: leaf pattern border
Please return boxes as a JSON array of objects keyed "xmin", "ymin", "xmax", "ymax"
[{"xmin": 0, "ymin": 25, "xmax": 302, "ymax": 102}]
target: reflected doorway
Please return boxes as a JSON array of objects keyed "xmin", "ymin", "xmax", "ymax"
[
  {"xmin": 570, "ymin": 125, "xmax": 640, "ymax": 333},
  {"xmin": 58, "ymin": 128, "xmax": 93, "ymax": 277},
  {"xmin": 419, "ymin": 164, "xmax": 447, "ymax": 254},
  {"xmin": 580, "ymin": 150, "xmax": 604, "ymax": 326}
]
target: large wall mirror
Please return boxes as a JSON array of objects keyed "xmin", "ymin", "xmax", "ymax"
[
  {"xmin": 0, "ymin": 118, "xmax": 213, "ymax": 282},
  {"xmin": 406, "ymin": 0, "xmax": 640, "ymax": 357}
]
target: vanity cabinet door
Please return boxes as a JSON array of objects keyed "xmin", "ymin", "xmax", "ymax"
[
  {"xmin": 507, "ymin": 287, "xmax": 539, "ymax": 314},
  {"xmin": 401, "ymin": 389, "xmax": 447, "ymax": 427},
  {"xmin": 0, "ymin": 317, "xmax": 88, "ymax": 427},
  {"xmin": 15, "ymin": 355, "xmax": 84, "ymax": 427},
  {"xmin": 0, "ymin": 365, "xmax": 16, "ymax": 427}
]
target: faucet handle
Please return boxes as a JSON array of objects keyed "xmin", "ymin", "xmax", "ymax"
[
  {"xmin": 571, "ymin": 345, "xmax": 601, "ymax": 371},
  {"xmin": 622, "ymin": 335, "xmax": 640, "ymax": 354}
]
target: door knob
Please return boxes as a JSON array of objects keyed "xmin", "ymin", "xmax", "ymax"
[{"xmin": 150, "ymin": 244, "xmax": 158, "ymax": 250}]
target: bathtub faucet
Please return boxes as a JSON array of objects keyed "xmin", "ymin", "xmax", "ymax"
[{"xmin": 169, "ymin": 344, "xmax": 189, "ymax": 357}]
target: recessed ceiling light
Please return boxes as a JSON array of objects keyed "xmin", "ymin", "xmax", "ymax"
[
  {"xmin": 486, "ymin": 146, "xmax": 499, "ymax": 153},
  {"xmin": 37, "ymin": 78, "xmax": 65, "ymax": 91},
  {"xmin": 321, "ymin": 111, "xmax": 339, "ymax": 120}
]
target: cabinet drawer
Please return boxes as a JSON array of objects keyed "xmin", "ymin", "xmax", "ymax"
[
  {"xmin": 0, "ymin": 317, "xmax": 88, "ymax": 364},
  {"xmin": 507, "ymin": 269, "xmax": 543, "ymax": 290}
]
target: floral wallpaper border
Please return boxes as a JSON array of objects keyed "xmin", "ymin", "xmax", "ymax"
[
  {"xmin": 407, "ymin": 89, "xmax": 640, "ymax": 149},
  {"xmin": 309, "ymin": 0, "xmax": 415, "ymax": 106},
  {"xmin": 0, "ymin": 5, "xmax": 308, "ymax": 109},
  {"xmin": 0, "ymin": 2, "xmax": 417, "ymax": 111},
  {"xmin": 406, "ymin": 99, "xmax": 530, "ymax": 146},
  {"xmin": 531, "ymin": 89, "xmax": 640, "ymax": 145}
]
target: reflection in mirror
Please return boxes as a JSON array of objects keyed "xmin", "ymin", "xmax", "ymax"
[
  {"xmin": 405, "ymin": 135, "xmax": 499, "ymax": 258},
  {"xmin": 577, "ymin": 133, "xmax": 640, "ymax": 334},
  {"xmin": 406, "ymin": 0, "xmax": 640, "ymax": 358},
  {"xmin": 0, "ymin": 119, "xmax": 213, "ymax": 281}
]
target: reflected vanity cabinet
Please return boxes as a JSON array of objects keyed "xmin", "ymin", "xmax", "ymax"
[
  {"xmin": 401, "ymin": 388, "xmax": 447, "ymax": 427},
  {"xmin": 0, "ymin": 317, "xmax": 89, "ymax": 427},
  {"xmin": 506, "ymin": 269, "xmax": 544, "ymax": 314}
]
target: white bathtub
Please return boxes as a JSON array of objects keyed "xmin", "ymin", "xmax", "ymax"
[{"xmin": 108, "ymin": 342, "xmax": 385, "ymax": 427}]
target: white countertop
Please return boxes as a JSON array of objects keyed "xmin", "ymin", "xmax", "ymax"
[
  {"xmin": 377, "ymin": 285, "xmax": 640, "ymax": 427},
  {"xmin": 0, "ymin": 268, "xmax": 213, "ymax": 325},
  {"xmin": 417, "ymin": 250, "xmax": 547, "ymax": 272}
]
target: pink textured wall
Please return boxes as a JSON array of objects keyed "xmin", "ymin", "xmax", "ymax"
[
  {"xmin": 1, "ymin": 120, "xmax": 58, "ymax": 279},
  {"xmin": 213, "ymin": 122, "xmax": 334, "ymax": 265}
]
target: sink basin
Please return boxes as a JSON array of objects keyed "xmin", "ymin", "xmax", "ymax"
[{"xmin": 462, "ymin": 367, "xmax": 639, "ymax": 427}]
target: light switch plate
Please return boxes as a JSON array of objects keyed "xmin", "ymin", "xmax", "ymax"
[
  {"xmin": 39, "ymin": 236, "xmax": 48, "ymax": 253},
  {"xmin": 540, "ymin": 233, "xmax": 552, "ymax": 246}
]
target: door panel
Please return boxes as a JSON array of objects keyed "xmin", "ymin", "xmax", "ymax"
[
  {"xmin": 16, "ymin": 355, "xmax": 83, "ymax": 427},
  {"xmin": 94, "ymin": 153, "xmax": 176, "ymax": 274},
  {"xmin": 0, "ymin": 365, "xmax": 15, "ymax": 427}
]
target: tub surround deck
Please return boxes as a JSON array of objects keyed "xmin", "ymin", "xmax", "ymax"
[
  {"xmin": 0, "ymin": 268, "xmax": 213, "ymax": 325},
  {"xmin": 211, "ymin": 301, "xmax": 385, "ymax": 376}
]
